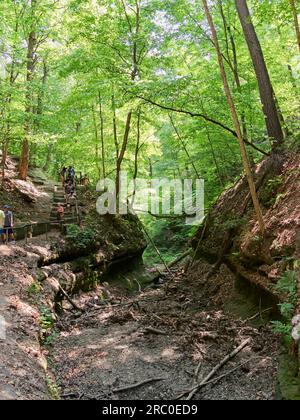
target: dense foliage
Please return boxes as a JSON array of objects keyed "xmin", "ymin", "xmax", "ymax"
[{"xmin": 0, "ymin": 0, "xmax": 299, "ymax": 260}]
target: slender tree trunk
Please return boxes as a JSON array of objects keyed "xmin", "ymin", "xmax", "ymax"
[
  {"xmin": 289, "ymin": 0, "xmax": 300, "ymax": 52},
  {"xmin": 115, "ymin": 0, "xmax": 141, "ymax": 197},
  {"xmin": 30, "ymin": 60, "xmax": 48, "ymax": 166},
  {"xmin": 19, "ymin": 28, "xmax": 37, "ymax": 180},
  {"xmin": 202, "ymin": 0, "xmax": 265, "ymax": 234},
  {"xmin": 149, "ymin": 158, "xmax": 153, "ymax": 178},
  {"xmin": 131, "ymin": 109, "xmax": 141, "ymax": 208},
  {"xmin": 112, "ymin": 93, "xmax": 119, "ymax": 161},
  {"xmin": 92, "ymin": 104, "xmax": 101, "ymax": 179},
  {"xmin": 98, "ymin": 91, "xmax": 106, "ymax": 178},
  {"xmin": 227, "ymin": 24, "xmax": 249, "ymax": 140},
  {"xmin": 169, "ymin": 114, "xmax": 201, "ymax": 179},
  {"xmin": 2, "ymin": 16, "xmax": 21, "ymax": 186},
  {"xmin": 116, "ymin": 111, "xmax": 132, "ymax": 197},
  {"xmin": 36, "ymin": 60, "xmax": 48, "ymax": 124},
  {"xmin": 235, "ymin": 0, "xmax": 284, "ymax": 147}
]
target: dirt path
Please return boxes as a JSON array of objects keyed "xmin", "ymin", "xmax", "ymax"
[{"xmin": 52, "ymin": 264, "xmax": 279, "ymax": 400}]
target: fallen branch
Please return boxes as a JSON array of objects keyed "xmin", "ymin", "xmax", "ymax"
[
  {"xmin": 176, "ymin": 358, "xmax": 252, "ymax": 400},
  {"xmin": 168, "ymin": 250, "xmax": 192, "ymax": 269},
  {"xmin": 58, "ymin": 284, "xmax": 84, "ymax": 313},
  {"xmin": 112, "ymin": 377, "xmax": 166, "ymax": 393},
  {"xmin": 150, "ymin": 250, "xmax": 192, "ymax": 284},
  {"xmin": 184, "ymin": 338, "xmax": 251, "ymax": 400}
]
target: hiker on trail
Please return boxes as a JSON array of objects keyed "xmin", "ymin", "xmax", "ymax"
[
  {"xmin": 68, "ymin": 193, "xmax": 77, "ymax": 216},
  {"xmin": 2, "ymin": 205, "xmax": 15, "ymax": 244},
  {"xmin": 65, "ymin": 180, "xmax": 75, "ymax": 205},
  {"xmin": 67, "ymin": 166, "xmax": 76, "ymax": 184},
  {"xmin": 60, "ymin": 167, "xmax": 67, "ymax": 188},
  {"xmin": 0, "ymin": 209, "xmax": 5, "ymax": 243},
  {"xmin": 57, "ymin": 203, "xmax": 65, "ymax": 221}
]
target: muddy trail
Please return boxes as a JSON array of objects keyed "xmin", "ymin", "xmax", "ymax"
[{"xmin": 51, "ymin": 262, "xmax": 279, "ymax": 401}]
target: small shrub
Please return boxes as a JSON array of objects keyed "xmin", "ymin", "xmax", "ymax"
[
  {"xmin": 271, "ymin": 271, "xmax": 297, "ymax": 340},
  {"xmin": 39, "ymin": 306, "xmax": 54, "ymax": 330},
  {"xmin": 66, "ymin": 224, "xmax": 96, "ymax": 249},
  {"xmin": 27, "ymin": 281, "xmax": 42, "ymax": 295}
]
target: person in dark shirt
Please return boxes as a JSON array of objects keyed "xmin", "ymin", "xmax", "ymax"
[{"xmin": 2, "ymin": 205, "xmax": 15, "ymax": 244}]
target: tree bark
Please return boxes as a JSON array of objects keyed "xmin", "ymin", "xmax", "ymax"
[
  {"xmin": 235, "ymin": 0, "xmax": 284, "ymax": 147},
  {"xmin": 1, "ymin": 11, "xmax": 22, "ymax": 186},
  {"xmin": 116, "ymin": 111, "xmax": 132, "ymax": 196},
  {"xmin": 289, "ymin": 0, "xmax": 300, "ymax": 52},
  {"xmin": 202, "ymin": 0, "xmax": 265, "ymax": 234},
  {"xmin": 115, "ymin": 0, "xmax": 142, "ymax": 197},
  {"xmin": 131, "ymin": 108, "xmax": 142, "ymax": 208},
  {"xmin": 98, "ymin": 91, "xmax": 106, "ymax": 178},
  {"xmin": 92, "ymin": 104, "xmax": 101, "ymax": 179},
  {"xmin": 112, "ymin": 93, "xmax": 119, "ymax": 161}
]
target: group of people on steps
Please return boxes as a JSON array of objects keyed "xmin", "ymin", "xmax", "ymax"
[
  {"xmin": 57, "ymin": 166, "xmax": 88, "ymax": 222},
  {"xmin": 0, "ymin": 167, "xmax": 88, "ymax": 244}
]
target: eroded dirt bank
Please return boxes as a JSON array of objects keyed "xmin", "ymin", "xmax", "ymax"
[{"xmin": 0, "ymin": 211, "xmax": 146, "ymax": 400}]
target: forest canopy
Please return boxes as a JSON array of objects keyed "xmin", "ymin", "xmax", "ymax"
[{"xmin": 0, "ymin": 0, "xmax": 299, "ymax": 209}]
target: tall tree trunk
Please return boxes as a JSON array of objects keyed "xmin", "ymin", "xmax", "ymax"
[
  {"xmin": 115, "ymin": 0, "xmax": 142, "ymax": 198},
  {"xmin": 19, "ymin": 28, "xmax": 37, "ymax": 180},
  {"xmin": 235, "ymin": 0, "xmax": 284, "ymax": 147},
  {"xmin": 98, "ymin": 91, "xmax": 106, "ymax": 178},
  {"xmin": 116, "ymin": 112, "xmax": 132, "ymax": 197},
  {"xmin": 1, "ymin": 15, "xmax": 21, "ymax": 186},
  {"xmin": 36, "ymin": 60, "xmax": 48, "ymax": 123},
  {"xmin": 92, "ymin": 104, "xmax": 101, "ymax": 179},
  {"xmin": 112, "ymin": 93, "xmax": 119, "ymax": 161},
  {"xmin": 289, "ymin": 0, "xmax": 300, "ymax": 52},
  {"xmin": 202, "ymin": 0, "xmax": 265, "ymax": 234},
  {"xmin": 131, "ymin": 109, "xmax": 141, "ymax": 208}
]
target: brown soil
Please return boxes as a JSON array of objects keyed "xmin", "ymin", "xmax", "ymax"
[{"xmin": 51, "ymin": 263, "xmax": 278, "ymax": 401}]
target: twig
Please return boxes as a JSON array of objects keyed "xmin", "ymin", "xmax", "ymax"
[
  {"xmin": 144, "ymin": 326, "xmax": 167, "ymax": 335},
  {"xmin": 185, "ymin": 338, "xmax": 251, "ymax": 400},
  {"xmin": 58, "ymin": 284, "xmax": 84, "ymax": 313},
  {"xmin": 194, "ymin": 361, "xmax": 202, "ymax": 382},
  {"xmin": 60, "ymin": 392, "xmax": 79, "ymax": 399},
  {"xmin": 112, "ymin": 377, "xmax": 166, "ymax": 393},
  {"xmin": 242, "ymin": 307, "xmax": 273, "ymax": 324},
  {"xmin": 176, "ymin": 358, "xmax": 252, "ymax": 400}
]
